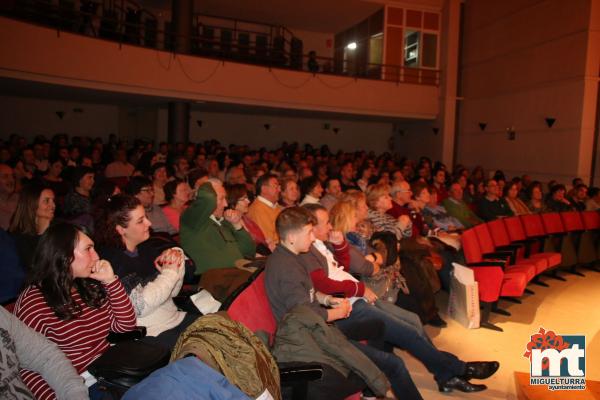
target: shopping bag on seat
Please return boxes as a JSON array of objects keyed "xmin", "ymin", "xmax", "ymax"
[{"xmin": 447, "ymin": 263, "xmax": 480, "ymax": 329}]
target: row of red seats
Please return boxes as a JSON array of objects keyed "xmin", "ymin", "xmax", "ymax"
[{"xmin": 461, "ymin": 210, "xmax": 600, "ymax": 332}]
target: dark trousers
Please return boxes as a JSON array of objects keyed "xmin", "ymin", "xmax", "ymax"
[{"xmin": 336, "ymin": 300, "xmax": 466, "ymax": 383}]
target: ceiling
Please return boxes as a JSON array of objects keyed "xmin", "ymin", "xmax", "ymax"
[{"xmin": 140, "ymin": 0, "xmax": 384, "ymax": 33}]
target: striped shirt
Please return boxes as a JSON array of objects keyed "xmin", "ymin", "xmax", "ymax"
[{"xmin": 14, "ymin": 279, "xmax": 136, "ymax": 400}]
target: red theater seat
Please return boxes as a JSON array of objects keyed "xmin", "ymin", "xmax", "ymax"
[
  {"xmin": 503, "ymin": 216, "xmax": 561, "ymax": 277},
  {"xmin": 473, "ymin": 223, "xmax": 537, "ymax": 282},
  {"xmin": 541, "ymin": 213, "xmax": 579, "ymax": 275},
  {"xmin": 461, "ymin": 228, "xmax": 528, "ymax": 332}
]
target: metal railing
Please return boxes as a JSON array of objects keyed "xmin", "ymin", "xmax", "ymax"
[{"xmin": 2, "ymin": 0, "xmax": 440, "ymax": 86}]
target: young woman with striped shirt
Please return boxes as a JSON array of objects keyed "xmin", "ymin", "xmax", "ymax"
[{"xmin": 14, "ymin": 223, "xmax": 137, "ymax": 400}]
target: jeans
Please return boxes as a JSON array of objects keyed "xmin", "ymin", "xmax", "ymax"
[
  {"xmin": 351, "ymin": 340, "xmax": 423, "ymax": 400},
  {"xmin": 336, "ymin": 300, "xmax": 466, "ymax": 383}
]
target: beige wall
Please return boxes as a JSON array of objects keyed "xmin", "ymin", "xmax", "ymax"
[
  {"xmin": 0, "ymin": 95, "xmax": 119, "ymax": 138},
  {"xmin": 157, "ymin": 109, "xmax": 394, "ymax": 153},
  {"xmin": 0, "ymin": 17, "xmax": 438, "ymax": 120},
  {"xmin": 457, "ymin": 0, "xmax": 599, "ymax": 184},
  {"xmin": 0, "ymin": 94, "xmax": 394, "ymax": 153}
]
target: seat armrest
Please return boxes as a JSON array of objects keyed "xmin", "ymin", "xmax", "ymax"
[
  {"xmin": 467, "ymin": 261, "xmax": 506, "ymax": 267},
  {"xmin": 483, "ymin": 251, "xmax": 512, "ymax": 260},
  {"xmin": 279, "ymin": 364, "xmax": 323, "ymax": 382},
  {"xmin": 107, "ymin": 327, "xmax": 147, "ymax": 343}
]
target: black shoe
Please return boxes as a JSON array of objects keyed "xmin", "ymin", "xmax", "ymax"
[
  {"xmin": 463, "ymin": 361, "xmax": 500, "ymax": 380},
  {"xmin": 438, "ymin": 376, "xmax": 487, "ymax": 393},
  {"xmin": 427, "ymin": 314, "xmax": 448, "ymax": 328}
]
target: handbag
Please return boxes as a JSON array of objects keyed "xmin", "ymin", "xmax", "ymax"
[{"xmin": 88, "ymin": 339, "xmax": 171, "ymax": 389}]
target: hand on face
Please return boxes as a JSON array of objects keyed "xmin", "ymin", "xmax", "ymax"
[
  {"xmin": 328, "ymin": 230, "xmax": 344, "ymax": 245},
  {"xmin": 223, "ymin": 209, "xmax": 243, "ymax": 228},
  {"xmin": 89, "ymin": 260, "xmax": 116, "ymax": 284}
]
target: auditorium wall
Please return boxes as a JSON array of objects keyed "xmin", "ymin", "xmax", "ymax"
[{"xmin": 456, "ymin": 0, "xmax": 600, "ymax": 185}]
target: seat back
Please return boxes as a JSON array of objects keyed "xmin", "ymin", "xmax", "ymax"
[
  {"xmin": 581, "ymin": 210, "xmax": 600, "ymax": 230},
  {"xmin": 520, "ymin": 214, "xmax": 546, "ymax": 237},
  {"xmin": 461, "ymin": 228, "xmax": 484, "ymax": 263},
  {"xmin": 473, "ymin": 223, "xmax": 496, "ymax": 253},
  {"xmin": 225, "ymin": 270, "xmax": 277, "ymax": 346},
  {"xmin": 541, "ymin": 212, "xmax": 565, "ymax": 234},
  {"xmin": 487, "ymin": 219, "xmax": 511, "ymax": 247},
  {"xmin": 560, "ymin": 211, "xmax": 584, "ymax": 232},
  {"xmin": 504, "ymin": 216, "xmax": 527, "ymax": 242}
]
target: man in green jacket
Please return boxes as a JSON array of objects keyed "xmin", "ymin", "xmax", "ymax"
[
  {"xmin": 180, "ymin": 179, "xmax": 256, "ymax": 275},
  {"xmin": 442, "ymin": 183, "xmax": 484, "ymax": 229}
]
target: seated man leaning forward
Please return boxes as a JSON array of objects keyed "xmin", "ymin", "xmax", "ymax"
[{"xmin": 180, "ymin": 179, "xmax": 256, "ymax": 297}]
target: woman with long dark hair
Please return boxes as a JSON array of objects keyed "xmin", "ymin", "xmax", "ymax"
[
  {"xmin": 94, "ymin": 194, "xmax": 198, "ymax": 348},
  {"xmin": 14, "ymin": 222, "xmax": 136, "ymax": 399},
  {"xmin": 9, "ymin": 183, "xmax": 55, "ymax": 271}
]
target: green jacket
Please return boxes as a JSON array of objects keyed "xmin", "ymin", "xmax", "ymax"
[
  {"xmin": 273, "ymin": 305, "xmax": 390, "ymax": 397},
  {"xmin": 441, "ymin": 198, "xmax": 483, "ymax": 229},
  {"xmin": 180, "ymin": 183, "xmax": 256, "ymax": 274}
]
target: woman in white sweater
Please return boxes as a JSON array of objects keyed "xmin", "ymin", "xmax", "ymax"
[{"xmin": 93, "ymin": 194, "xmax": 199, "ymax": 348}]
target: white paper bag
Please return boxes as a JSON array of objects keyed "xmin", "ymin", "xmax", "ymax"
[{"xmin": 447, "ymin": 263, "xmax": 480, "ymax": 329}]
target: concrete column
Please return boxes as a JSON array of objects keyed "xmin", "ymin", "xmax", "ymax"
[
  {"xmin": 439, "ymin": 0, "xmax": 461, "ymax": 167},
  {"xmin": 171, "ymin": 0, "xmax": 193, "ymax": 54},
  {"xmin": 168, "ymin": 101, "xmax": 190, "ymax": 144}
]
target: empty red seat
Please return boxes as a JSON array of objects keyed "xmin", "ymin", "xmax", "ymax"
[
  {"xmin": 473, "ymin": 223, "xmax": 537, "ymax": 281},
  {"xmin": 581, "ymin": 211, "xmax": 600, "ymax": 230},
  {"xmin": 541, "ymin": 212, "xmax": 578, "ymax": 270},
  {"xmin": 461, "ymin": 228, "xmax": 528, "ymax": 331},
  {"xmin": 503, "ymin": 216, "xmax": 561, "ymax": 271}
]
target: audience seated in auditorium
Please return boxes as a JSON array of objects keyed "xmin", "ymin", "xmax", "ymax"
[
  {"xmin": 94, "ymin": 194, "xmax": 199, "ymax": 348},
  {"xmin": 225, "ymin": 183, "xmax": 274, "ymax": 254},
  {"xmin": 320, "ymin": 177, "xmax": 343, "ymax": 211},
  {"xmin": 161, "ymin": 178, "xmax": 192, "ymax": 233},
  {"xmin": 42, "ymin": 157, "xmax": 69, "ymax": 198},
  {"xmin": 180, "ymin": 180, "xmax": 256, "ymax": 275},
  {"xmin": 299, "ymin": 175, "xmax": 324, "ymax": 206},
  {"xmin": 503, "ymin": 181, "xmax": 531, "ymax": 215},
  {"xmin": 0, "ymin": 163, "xmax": 18, "ymax": 230},
  {"xmin": 279, "ymin": 177, "xmax": 300, "ymax": 208},
  {"xmin": 151, "ymin": 163, "xmax": 169, "ymax": 205},
  {"xmin": 14, "ymin": 223, "xmax": 137, "ymax": 400},
  {"xmin": 420, "ymin": 186, "xmax": 464, "ymax": 232},
  {"xmin": 63, "ymin": 166, "xmax": 95, "ymax": 219},
  {"xmin": 442, "ymin": 183, "xmax": 483, "ymax": 228},
  {"xmin": 569, "ymin": 183, "xmax": 588, "ymax": 212},
  {"xmin": 525, "ymin": 181, "xmax": 546, "ymax": 213},
  {"xmin": 1, "ymin": 306, "xmax": 90, "ymax": 400},
  {"xmin": 339, "ymin": 161, "xmax": 360, "ymax": 192},
  {"xmin": 105, "ymin": 148, "xmax": 134, "ymax": 178},
  {"xmin": 266, "ymin": 207, "xmax": 499, "ymax": 399},
  {"xmin": 431, "ymin": 168, "xmax": 449, "ymax": 203},
  {"xmin": 247, "ymin": 174, "xmax": 282, "ymax": 244},
  {"xmin": 9, "ymin": 184, "xmax": 55, "ymax": 272},
  {"xmin": 586, "ymin": 187, "xmax": 600, "ymax": 211},
  {"xmin": 126, "ymin": 176, "xmax": 176, "ymax": 236},
  {"xmin": 545, "ymin": 184, "xmax": 574, "ymax": 212},
  {"xmin": 476, "ymin": 179, "xmax": 514, "ymax": 221}
]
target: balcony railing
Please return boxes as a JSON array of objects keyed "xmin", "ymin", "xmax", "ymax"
[{"xmin": 1, "ymin": 0, "xmax": 440, "ymax": 86}]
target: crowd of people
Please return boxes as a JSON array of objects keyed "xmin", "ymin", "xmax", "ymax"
[{"xmin": 1, "ymin": 132, "xmax": 597, "ymax": 399}]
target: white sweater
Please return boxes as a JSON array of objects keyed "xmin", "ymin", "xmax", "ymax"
[{"xmin": 130, "ymin": 248, "xmax": 186, "ymax": 337}]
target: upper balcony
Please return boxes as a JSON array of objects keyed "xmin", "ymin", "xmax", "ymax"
[{"xmin": 0, "ymin": 0, "xmax": 441, "ymax": 120}]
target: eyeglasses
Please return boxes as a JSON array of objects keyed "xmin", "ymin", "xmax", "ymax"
[{"xmin": 140, "ymin": 188, "xmax": 155, "ymax": 193}]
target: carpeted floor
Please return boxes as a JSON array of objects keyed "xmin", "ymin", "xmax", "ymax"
[{"xmin": 395, "ymin": 269, "xmax": 600, "ymax": 399}]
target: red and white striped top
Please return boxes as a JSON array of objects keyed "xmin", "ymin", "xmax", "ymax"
[{"xmin": 14, "ymin": 278, "xmax": 137, "ymax": 400}]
